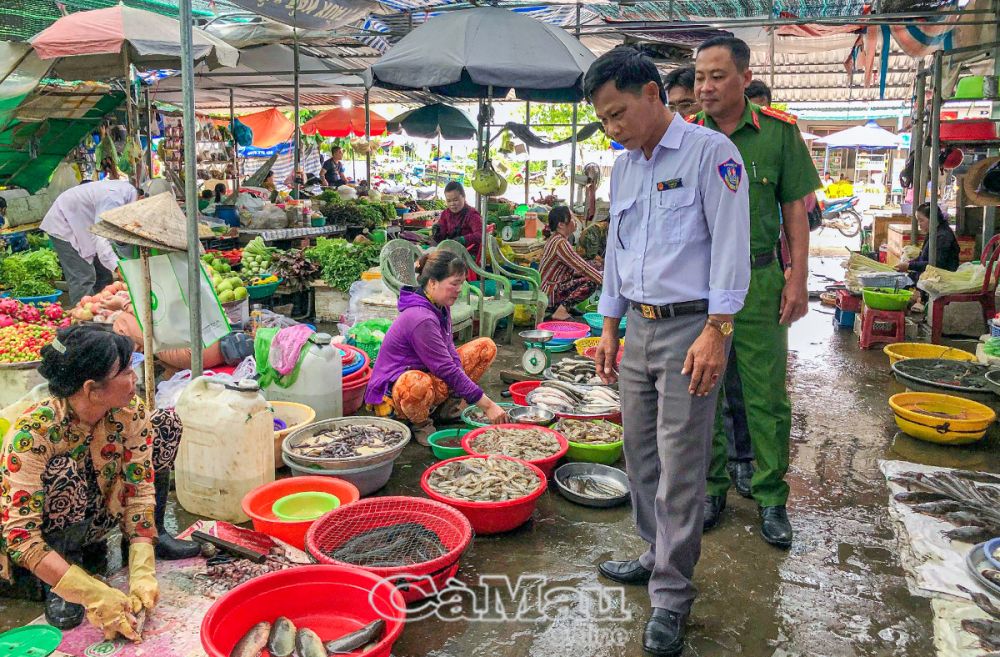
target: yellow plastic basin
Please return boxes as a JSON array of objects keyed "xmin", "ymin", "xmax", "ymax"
[
  {"xmin": 271, "ymin": 401, "xmax": 317, "ymax": 470},
  {"xmin": 574, "ymin": 337, "xmax": 624, "ymax": 356},
  {"xmin": 883, "ymin": 343, "xmax": 978, "ymax": 367},
  {"xmin": 889, "ymin": 392, "xmax": 996, "ymax": 445}
]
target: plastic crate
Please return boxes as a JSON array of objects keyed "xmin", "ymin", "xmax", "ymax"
[
  {"xmin": 856, "ymin": 272, "xmax": 910, "ymax": 289},
  {"xmin": 834, "ymin": 308, "xmax": 857, "ymax": 329},
  {"xmin": 835, "ymin": 289, "xmax": 862, "ymax": 313}
]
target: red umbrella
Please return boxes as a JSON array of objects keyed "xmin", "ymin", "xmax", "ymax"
[
  {"xmin": 29, "ymin": 5, "xmax": 238, "ymax": 80},
  {"xmin": 301, "ymin": 107, "xmax": 387, "ymax": 138}
]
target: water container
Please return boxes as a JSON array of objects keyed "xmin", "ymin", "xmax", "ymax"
[
  {"xmin": 262, "ymin": 332, "xmax": 344, "ymax": 421},
  {"xmin": 175, "ymin": 377, "xmax": 274, "ymax": 522}
]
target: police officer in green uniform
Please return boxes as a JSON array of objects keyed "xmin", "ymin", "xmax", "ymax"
[{"xmin": 691, "ymin": 36, "xmax": 821, "ymax": 548}]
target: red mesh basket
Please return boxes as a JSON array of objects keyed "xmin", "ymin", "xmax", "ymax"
[{"xmin": 305, "ymin": 496, "xmax": 473, "ymax": 602}]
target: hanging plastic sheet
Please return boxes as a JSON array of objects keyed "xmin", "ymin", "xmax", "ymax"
[{"xmin": 225, "ymin": 0, "xmax": 382, "ymax": 31}]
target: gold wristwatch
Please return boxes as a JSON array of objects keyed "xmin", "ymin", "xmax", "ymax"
[{"xmin": 706, "ymin": 318, "xmax": 734, "ymax": 336}]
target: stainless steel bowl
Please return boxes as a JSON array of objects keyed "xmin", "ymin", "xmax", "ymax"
[
  {"xmin": 553, "ymin": 463, "xmax": 630, "ymax": 508},
  {"xmin": 282, "ymin": 417, "xmax": 411, "ymax": 471},
  {"xmin": 506, "ymin": 406, "xmax": 556, "ymax": 426},
  {"xmin": 519, "ymin": 330, "xmax": 554, "ymax": 343}
]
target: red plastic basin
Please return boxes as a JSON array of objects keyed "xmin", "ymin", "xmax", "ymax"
[
  {"xmin": 305, "ymin": 496, "xmax": 473, "ymax": 603},
  {"xmin": 343, "ymin": 376, "xmax": 371, "ymax": 416},
  {"xmin": 420, "ymin": 455, "xmax": 547, "ymax": 535},
  {"xmin": 343, "ymin": 364, "xmax": 372, "ymax": 387},
  {"xmin": 241, "ymin": 476, "xmax": 360, "ymax": 550},
  {"xmin": 200, "ymin": 565, "xmax": 405, "ymax": 657},
  {"xmin": 508, "ymin": 380, "xmax": 542, "ymax": 406},
  {"xmin": 462, "ymin": 423, "xmax": 568, "ymax": 478}
]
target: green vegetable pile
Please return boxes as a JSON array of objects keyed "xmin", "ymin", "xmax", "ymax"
[
  {"xmin": 241, "ymin": 236, "xmax": 277, "ymax": 277},
  {"xmin": 316, "ymin": 193, "xmax": 392, "ymax": 232},
  {"xmin": 305, "ymin": 238, "xmax": 381, "ymax": 292},
  {"xmin": 0, "ymin": 249, "xmax": 62, "ymax": 297},
  {"xmin": 417, "ymin": 199, "xmax": 447, "ymax": 211},
  {"xmin": 271, "ymin": 249, "xmax": 321, "ymax": 293},
  {"xmin": 984, "ymin": 337, "xmax": 1000, "ymax": 358}
]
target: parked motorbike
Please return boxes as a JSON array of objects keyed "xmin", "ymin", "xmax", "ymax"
[{"xmin": 815, "ymin": 196, "xmax": 862, "ymax": 237}]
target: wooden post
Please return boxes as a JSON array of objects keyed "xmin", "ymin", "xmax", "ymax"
[{"xmin": 139, "ymin": 247, "xmax": 156, "ymax": 409}]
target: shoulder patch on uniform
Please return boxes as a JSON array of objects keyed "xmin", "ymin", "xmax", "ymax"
[
  {"xmin": 717, "ymin": 158, "xmax": 742, "ymax": 192},
  {"xmin": 759, "ymin": 106, "xmax": 798, "ymax": 125},
  {"xmin": 685, "ymin": 113, "xmax": 704, "ymax": 125}
]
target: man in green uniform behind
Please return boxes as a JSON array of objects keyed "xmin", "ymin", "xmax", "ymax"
[{"xmin": 692, "ymin": 36, "xmax": 820, "ymax": 548}]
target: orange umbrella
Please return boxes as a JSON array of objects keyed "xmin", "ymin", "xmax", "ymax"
[
  {"xmin": 301, "ymin": 107, "xmax": 387, "ymax": 138},
  {"xmin": 230, "ymin": 108, "xmax": 294, "ymax": 148}
]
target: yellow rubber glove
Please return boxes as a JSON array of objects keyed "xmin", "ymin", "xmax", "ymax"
[
  {"xmin": 127, "ymin": 542, "xmax": 159, "ymax": 613},
  {"xmin": 52, "ymin": 565, "xmax": 141, "ymax": 642}
]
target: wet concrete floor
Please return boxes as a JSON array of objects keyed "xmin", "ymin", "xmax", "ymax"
[{"xmin": 4, "ymin": 259, "xmax": 999, "ymax": 656}]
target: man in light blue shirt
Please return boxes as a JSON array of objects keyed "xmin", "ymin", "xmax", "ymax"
[{"xmin": 587, "ymin": 46, "xmax": 750, "ymax": 657}]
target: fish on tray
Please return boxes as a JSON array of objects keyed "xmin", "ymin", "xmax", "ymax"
[
  {"xmin": 889, "ymin": 470, "xmax": 1000, "ymax": 542},
  {"xmin": 230, "ymin": 618, "xmax": 386, "ymax": 657},
  {"xmin": 326, "ymin": 620, "xmax": 386, "ymax": 654},
  {"xmin": 549, "ymin": 357, "xmax": 603, "ymax": 385},
  {"xmin": 527, "ymin": 381, "xmax": 619, "ymax": 416},
  {"xmin": 561, "ymin": 474, "xmax": 627, "ymax": 499}
]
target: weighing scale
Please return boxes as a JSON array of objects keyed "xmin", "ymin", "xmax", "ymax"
[{"xmin": 519, "ymin": 329, "xmax": 554, "ymax": 376}]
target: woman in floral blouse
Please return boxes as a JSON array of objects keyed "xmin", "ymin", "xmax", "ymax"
[
  {"xmin": 540, "ymin": 206, "xmax": 603, "ymax": 320},
  {"xmin": 0, "ymin": 325, "xmax": 196, "ymax": 638}
]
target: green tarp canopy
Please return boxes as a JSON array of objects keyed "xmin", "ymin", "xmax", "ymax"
[{"xmin": 0, "ymin": 92, "xmax": 124, "ymax": 193}]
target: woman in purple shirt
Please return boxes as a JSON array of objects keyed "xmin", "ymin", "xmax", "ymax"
[{"xmin": 364, "ymin": 250, "xmax": 507, "ymax": 444}]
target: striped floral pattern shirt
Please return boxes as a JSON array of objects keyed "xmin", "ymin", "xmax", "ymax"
[{"xmin": 540, "ymin": 234, "xmax": 603, "ymax": 306}]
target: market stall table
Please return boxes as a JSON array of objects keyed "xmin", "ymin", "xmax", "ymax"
[{"xmin": 238, "ymin": 225, "xmax": 347, "ymax": 250}]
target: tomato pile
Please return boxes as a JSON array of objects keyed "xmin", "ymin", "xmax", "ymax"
[
  {"xmin": 0, "ymin": 299, "xmax": 70, "ymax": 363},
  {"xmin": 0, "ymin": 324, "xmax": 57, "ymax": 363}
]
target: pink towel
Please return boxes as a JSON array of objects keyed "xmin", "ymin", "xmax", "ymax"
[{"xmin": 269, "ymin": 325, "xmax": 315, "ymax": 376}]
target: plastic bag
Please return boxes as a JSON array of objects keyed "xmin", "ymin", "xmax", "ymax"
[
  {"xmin": 120, "ymin": 252, "xmax": 231, "ymax": 351},
  {"xmin": 255, "ymin": 309, "xmax": 300, "ymax": 330},
  {"xmin": 241, "ymin": 205, "xmax": 287, "ymax": 230},
  {"xmin": 236, "ymin": 192, "xmax": 265, "ymax": 212},
  {"xmin": 154, "ymin": 356, "xmax": 256, "ymax": 409},
  {"xmin": 917, "ymin": 263, "xmax": 987, "ymax": 298},
  {"xmin": 48, "ymin": 163, "xmax": 79, "ymax": 198},
  {"xmin": 338, "ymin": 279, "xmax": 393, "ymax": 334}
]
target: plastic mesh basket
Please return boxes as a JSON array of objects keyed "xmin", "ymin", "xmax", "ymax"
[{"xmin": 305, "ymin": 496, "xmax": 473, "ymax": 601}]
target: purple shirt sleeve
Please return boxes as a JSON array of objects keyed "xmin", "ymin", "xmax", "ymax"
[{"xmin": 410, "ymin": 318, "xmax": 484, "ymax": 404}]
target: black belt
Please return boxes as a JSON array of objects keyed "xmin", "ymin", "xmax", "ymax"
[
  {"xmin": 752, "ymin": 250, "xmax": 777, "ymax": 269},
  {"xmin": 629, "ymin": 299, "xmax": 708, "ymax": 320}
]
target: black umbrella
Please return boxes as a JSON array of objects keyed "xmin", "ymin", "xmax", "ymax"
[
  {"xmin": 387, "ymin": 104, "xmax": 477, "ymax": 140},
  {"xmin": 368, "ymin": 8, "xmax": 595, "ymax": 102}
]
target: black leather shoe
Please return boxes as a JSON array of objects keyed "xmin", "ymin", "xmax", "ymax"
[
  {"xmin": 44, "ymin": 587, "xmax": 84, "ymax": 630},
  {"xmin": 728, "ymin": 461, "xmax": 754, "ymax": 499},
  {"xmin": 598, "ymin": 559, "xmax": 651, "ymax": 585},
  {"xmin": 643, "ymin": 608, "xmax": 686, "ymax": 657},
  {"xmin": 703, "ymin": 495, "xmax": 726, "ymax": 531},
  {"xmin": 760, "ymin": 505, "xmax": 793, "ymax": 549}
]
